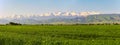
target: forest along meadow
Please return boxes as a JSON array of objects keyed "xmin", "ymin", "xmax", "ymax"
[{"xmin": 0, "ymin": 24, "xmax": 120, "ymax": 45}]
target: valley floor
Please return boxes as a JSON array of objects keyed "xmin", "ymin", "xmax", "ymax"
[{"xmin": 0, "ymin": 25, "xmax": 120, "ymax": 45}]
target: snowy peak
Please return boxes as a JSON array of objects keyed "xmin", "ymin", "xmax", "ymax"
[{"xmin": 0, "ymin": 11, "xmax": 100, "ymax": 19}]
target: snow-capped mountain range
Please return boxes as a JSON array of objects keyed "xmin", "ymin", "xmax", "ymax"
[
  {"xmin": 0, "ymin": 11, "xmax": 100, "ymax": 19},
  {"xmin": 4, "ymin": 11, "xmax": 120, "ymax": 24}
]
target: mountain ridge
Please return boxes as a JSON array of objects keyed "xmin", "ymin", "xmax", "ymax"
[{"xmin": 0, "ymin": 14, "xmax": 120, "ymax": 24}]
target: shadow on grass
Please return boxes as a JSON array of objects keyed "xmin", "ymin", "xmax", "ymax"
[{"xmin": 51, "ymin": 34, "xmax": 120, "ymax": 40}]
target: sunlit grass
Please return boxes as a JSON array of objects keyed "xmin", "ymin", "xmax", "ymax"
[{"xmin": 0, "ymin": 25, "xmax": 120, "ymax": 45}]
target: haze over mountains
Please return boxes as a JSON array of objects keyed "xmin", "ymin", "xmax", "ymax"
[{"xmin": 0, "ymin": 11, "xmax": 120, "ymax": 24}]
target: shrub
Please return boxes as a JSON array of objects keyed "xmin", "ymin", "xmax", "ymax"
[{"xmin": 7, "ymin": 22, "xmax": 22, "ymax": 25}]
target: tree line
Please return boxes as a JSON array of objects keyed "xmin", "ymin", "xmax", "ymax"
[{"xmin": 5, "ymin": 22, "xmax": 120, "ymax": 25}]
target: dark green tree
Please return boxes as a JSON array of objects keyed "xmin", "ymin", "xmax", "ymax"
[{"xmin": 7, "ymin": 22, "xmax": 22, "ymax": 25}]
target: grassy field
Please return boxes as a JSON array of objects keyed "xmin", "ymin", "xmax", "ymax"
[{"xmin": 0, "ymin": 25, "xmax": 120, "ymax": 45}]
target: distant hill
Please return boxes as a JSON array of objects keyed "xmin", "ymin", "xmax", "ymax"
[
  {"xmin": 0, "ymin": 14, "xmax": 120, "ymax": 24},
  {"xmin": 85, "ymin": 14, "xmax": 120, "ymax": 23}
]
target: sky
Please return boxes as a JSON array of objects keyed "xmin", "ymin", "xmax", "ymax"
[{"xmin": 0, "ymin": 0, "xmax": 120, "ymax": 16}]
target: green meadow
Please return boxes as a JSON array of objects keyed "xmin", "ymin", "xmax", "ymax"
[{"xmin": 0, "ymin": 25, "xmax": 120, "ymax": 45}]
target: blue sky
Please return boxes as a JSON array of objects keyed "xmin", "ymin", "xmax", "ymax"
[{"xmin": 0, "ymin": 0, "xmax": 120, "ymax": 16}]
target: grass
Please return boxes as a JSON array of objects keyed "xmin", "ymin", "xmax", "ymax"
[{"xmin": 0, "ymin": 25, "xmax": 120, "ymax": 45}]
